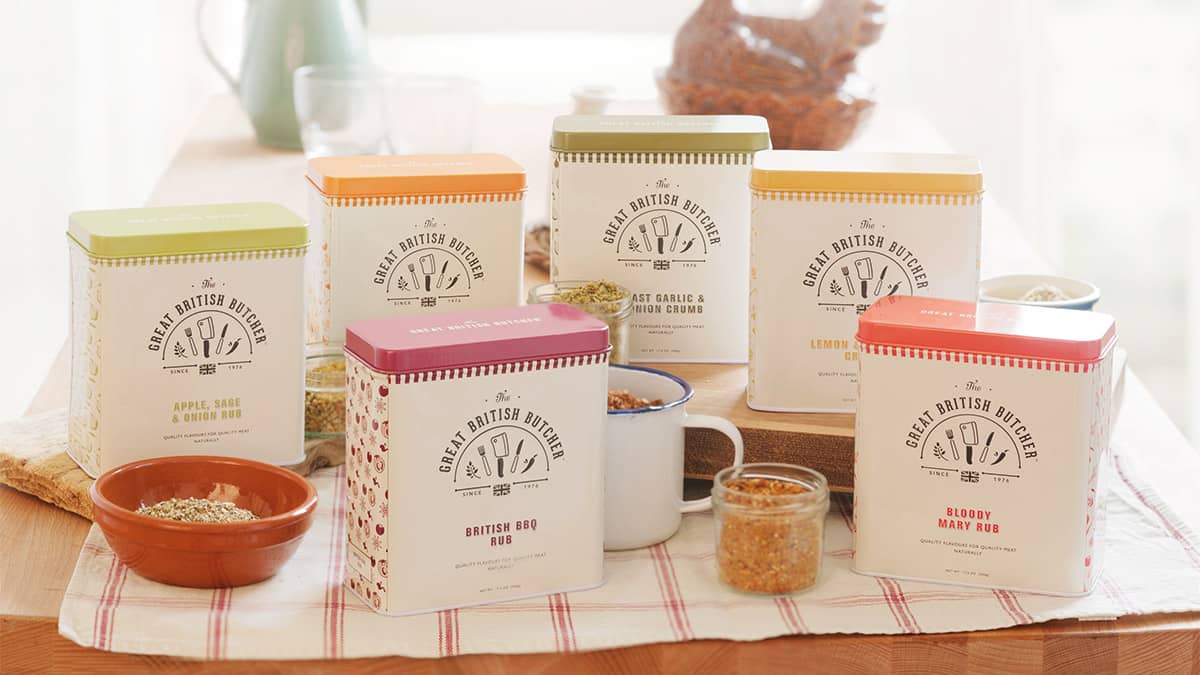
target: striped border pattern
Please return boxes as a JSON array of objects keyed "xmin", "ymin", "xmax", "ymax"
[
  {"xmin": 324, "ymin": 192, "xmax": 525, "ymax": 207},
  {"xmin": 555, "ymin": 151, "xmax": 752, "ymax": 165},
  {"xmin": 393, "ymin": 352, "xmax": 609, "ymax": 384},
  {"xmin": 753, "ymin": 190, "xmax": 983, "ymax": 205},
  {"xmin": 87, "ymin": 246, "xmax": 308, "ymax": 267},
  {"xmin": 859, "ymin": 341, "xmax": 1098, "ymax": 373}
]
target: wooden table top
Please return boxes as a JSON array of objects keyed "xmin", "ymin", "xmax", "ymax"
[{"xmin": 2, "ymin": 95, "xmax": 1199, "ymax": 674}]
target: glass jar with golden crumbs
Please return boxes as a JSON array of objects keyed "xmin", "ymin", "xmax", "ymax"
[{"xmin": 712, "ymin": 463, "xmax": 829, "ymax": 595}]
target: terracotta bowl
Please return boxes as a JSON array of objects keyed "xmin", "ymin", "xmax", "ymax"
[{"xmin": 90, "ymin": 456, "xmax": 319, "ymax": 588}]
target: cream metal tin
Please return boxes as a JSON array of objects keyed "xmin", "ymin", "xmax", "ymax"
[
  {"xmin": 66, "ymin": 203, "xmax": 308, "ymax": 477},
  {"xmin": 550, "ymin": 114, "xmax": 770, "ymax": 363},
  {"xmin": 748, "ymin": 151, "xmax": 983, "ymax": 412},
  {"xmin": 305, "ymin": 154, "xmax": 526, "ymax": 345},
  {"xmin": 343, "ymin": 305, "xmax": 610, "ymax": 615},
  {"xmin": 853, "ymin": 297, "xmax": 1117, "ymax": 595}
]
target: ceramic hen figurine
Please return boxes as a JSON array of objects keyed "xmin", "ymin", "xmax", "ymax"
[{"xmin": 658, "ymin": 0, "xmax": 886, "ymax": 149}]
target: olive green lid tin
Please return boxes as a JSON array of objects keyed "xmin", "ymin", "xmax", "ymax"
[
  {"xmin": 65, "ymin": 201, "xmax": 309, "ymax": 478},
  {"xmin": 551, "ymin": 115, "xmax": 771, "ymax": 153},
  {"xmin": 68, "ymin": 202, "xmax": 308, "ymax": 258}
]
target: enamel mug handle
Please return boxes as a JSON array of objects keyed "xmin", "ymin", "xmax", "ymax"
[{"xmin": 680, "ymin": 414, "xmax": 744, "ymax": 513}]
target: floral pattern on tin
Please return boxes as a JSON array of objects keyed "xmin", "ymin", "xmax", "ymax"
[
  {"xmin": 67, "ymin": 249, "xmax": 104, "ymax": 476},
  {"xmin": 1082, "ymin": 353, "xmax": 1114, "ymax": 583},
  {"xmin": 344, "ymin": 354, "xmax": 391, "ymax": 614}
]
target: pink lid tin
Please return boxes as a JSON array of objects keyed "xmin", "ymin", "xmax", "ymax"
[
  {"xmin": 345, "ymin": 303, "xmax": 610, "ymax": 374},
  {"xmin": 858, "ymin": 296, "xmax": 1116, "ymax": 363}
]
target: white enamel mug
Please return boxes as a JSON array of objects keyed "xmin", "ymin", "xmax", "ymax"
[{"xmin": 605, "ymin": 365, "xmax": 745, "ymax": 550}]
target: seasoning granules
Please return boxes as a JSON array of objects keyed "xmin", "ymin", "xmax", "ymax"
[
  {"xmin": 136, "ymin": 497, "xmax": 258, "ymax": 523},
  {"xmin": 607, "ymin": 389, "xmax": 665, "ymax": 410},
  {"xmin": 305, "ymin": 353, "xmax": 346, "ymax": 436},
  {"xmin": 555, "ymin": 280, "xmax": 626, "ymax": 305},
  {"xmin": 712, "ymin": 465, "xmax": 829, "ymax": 595}
]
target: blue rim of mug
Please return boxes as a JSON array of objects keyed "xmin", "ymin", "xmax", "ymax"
[{"xmin": 607, "ymin": 364, "xmax": 694, "ymax": 415}]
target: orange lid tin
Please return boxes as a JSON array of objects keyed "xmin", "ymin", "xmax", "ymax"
[{"xmin": 306, "ymin": 153, "xmax": 526, "ymax": 197}]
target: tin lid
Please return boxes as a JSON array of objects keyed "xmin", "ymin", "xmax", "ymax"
[
  {"xmin": 551, "ymin": 115, "xmax": 771, "ymax": 152},
  {"xmin": 345, "ymin": 304, "xmax": 610, "ymax": 374},
  {"xmin": 67, "ymin": 202, "xmax": 307, "ymax": 258},
  {"xmin": 752, "ymin": 151, "xmax": 983, "ymax": 194},
  {"xmin": 306, "ymin": 153, "xmax": 526, "ymax": 197},
  {"xmin": 857, "ymin": 296, "xmax": 1117, "ymax": 363}
]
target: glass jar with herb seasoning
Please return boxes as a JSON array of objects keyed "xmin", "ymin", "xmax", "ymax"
[
  {"xmin": 528, "ymin": 280, "xmax": 632, "ymax": 364},
  {"xmin": 305, "ymin": 344, "xmax": 346, "ymax": 438},
  {"xmin": 712, "ymin": 463, "xmax": 829, "ymax": 595}
]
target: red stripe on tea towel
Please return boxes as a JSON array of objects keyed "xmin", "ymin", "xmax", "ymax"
[
  {"xmin": 548, "ymin": 593, "xmax": 578, "ymax": 652},
  {"xmin": 438, "ymin": 610, "xmax": 449, "ymax": 657},
  {"xmin": 818, "ymin": 589, "xmax": 981, "ymax": 608},
  {"xmin": 325, "ymin": 465, "xmax": 348, "ymax": 658},
  {"xmin": 993, "ymin": 589, "xmax": 1033, "ymax": 625},
  {"xmin": 1113, "ymin": 455, "xmax": 1200, "ymax": 569},
  {"xmin": 96, "ymin": 562, "xmax": 130, "ymax": 650},
  {"xmin": 876, "ymin": 578, "xmax": 920, "ymax": 634},
  {"xmin": 90, "ymin": 555, "xmax": 118, "ymax": 648},
  {"xmin": 649, "ymin": 543, "xmax": 695, "ymax": 641},
  {"xmin": 437, "ymin": 609, "xmax": 461, "ymax": 657},
  {"xmin": 206, "ymin": 587, "xmax": 233, "ymax": 659},
  {"xmin": 774, "ymin": 597, "xmax": 808, "ymax": 634}
]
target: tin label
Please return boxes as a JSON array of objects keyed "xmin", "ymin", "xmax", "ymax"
[
  {"xmin": 312, "ymin": 193, "xmax": 523, "ymax": 343},
  {"xmin": 345, "ymin": 358, "xmax": 605, "ymax": 614},
  {"xmin": 854, "ymin": 353, "xmax": 1103, "ymax": 593},
  {"xmin": 751, "ymin": 200, "xmax": 980, "ymax": 411},
  {"xmin": 553, "ymin": 156, "xmax": 752, "ymax": 362},
  {"xmin": 97, "ymin": 254, "xmax": 304, "ymax": 470}
]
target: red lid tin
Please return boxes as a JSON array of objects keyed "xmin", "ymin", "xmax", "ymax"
[
  {"xmin": 345, "ymin": 304, "xmax": 610, "ymax": 374},
  {"xmin": 857, "ymin": 296, "xmax": 1116, "ymax": 363}
]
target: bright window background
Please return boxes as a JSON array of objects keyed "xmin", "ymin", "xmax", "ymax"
[{"xmin": 0, "ymin": 1, "xmax": 1196, "ymax": 441}]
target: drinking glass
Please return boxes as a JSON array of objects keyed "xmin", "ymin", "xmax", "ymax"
[
  {"xmin": 293, "ymin": 65, "xmax": 394, "ymax": 158},
  {"xmin": 386, "ymin": 76, "xmax": 479, "ymax": 154}
]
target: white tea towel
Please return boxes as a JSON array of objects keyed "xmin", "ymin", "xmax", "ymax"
[{"xmin": 58, "ymin": 440, "xmax": 1200, "ymax": 660}]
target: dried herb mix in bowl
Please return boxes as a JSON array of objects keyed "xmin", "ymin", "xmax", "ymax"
[{"xmin": 136, "ymin": 497, "xmax": 258, "ymax": 523}]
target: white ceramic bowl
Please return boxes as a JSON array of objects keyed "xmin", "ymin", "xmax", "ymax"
[{"xmin": 979, "ymin": 274, "xmax": 1100, "ymax": 310}]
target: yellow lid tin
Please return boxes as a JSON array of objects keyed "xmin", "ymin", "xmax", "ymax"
[{"xmin": 752, "ymin": 151, "xmax": 983, "ymax": 195}]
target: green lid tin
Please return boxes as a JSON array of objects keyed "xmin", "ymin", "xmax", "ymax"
[
  {"xmin": 67, "ymin": 202, "xmax": 308, "ymax": 259},
  {"xmin": 551, "ymin": 115, "xmax": 771, "ymax": 153}
]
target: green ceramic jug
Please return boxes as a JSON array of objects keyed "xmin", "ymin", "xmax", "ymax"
[{"xmin": 197, "ymin": 0, "xmax": 369, "ymax": 150}]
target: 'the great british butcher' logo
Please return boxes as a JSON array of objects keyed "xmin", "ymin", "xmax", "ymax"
[
  {"xmin": 602, "ymin": 179, "xmax": 721, "ymax": 272},
  {"xmin": 804, "ymin": 218, "xmax": 931, "ymax": 315},
  {"xmin": 906, "ymin": 379, "xmax": 1038, "ymax": 485},
  {"xmin": 437, "ymin": 391, "xmax": 565, "ymax": 499},
  {"xmin": 373, "ymin": 221, "xmax": 487, "ymax": 309},
  {"xmin": 147, "ymin": 275, "xmax": 268, "ymax": 376}
]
